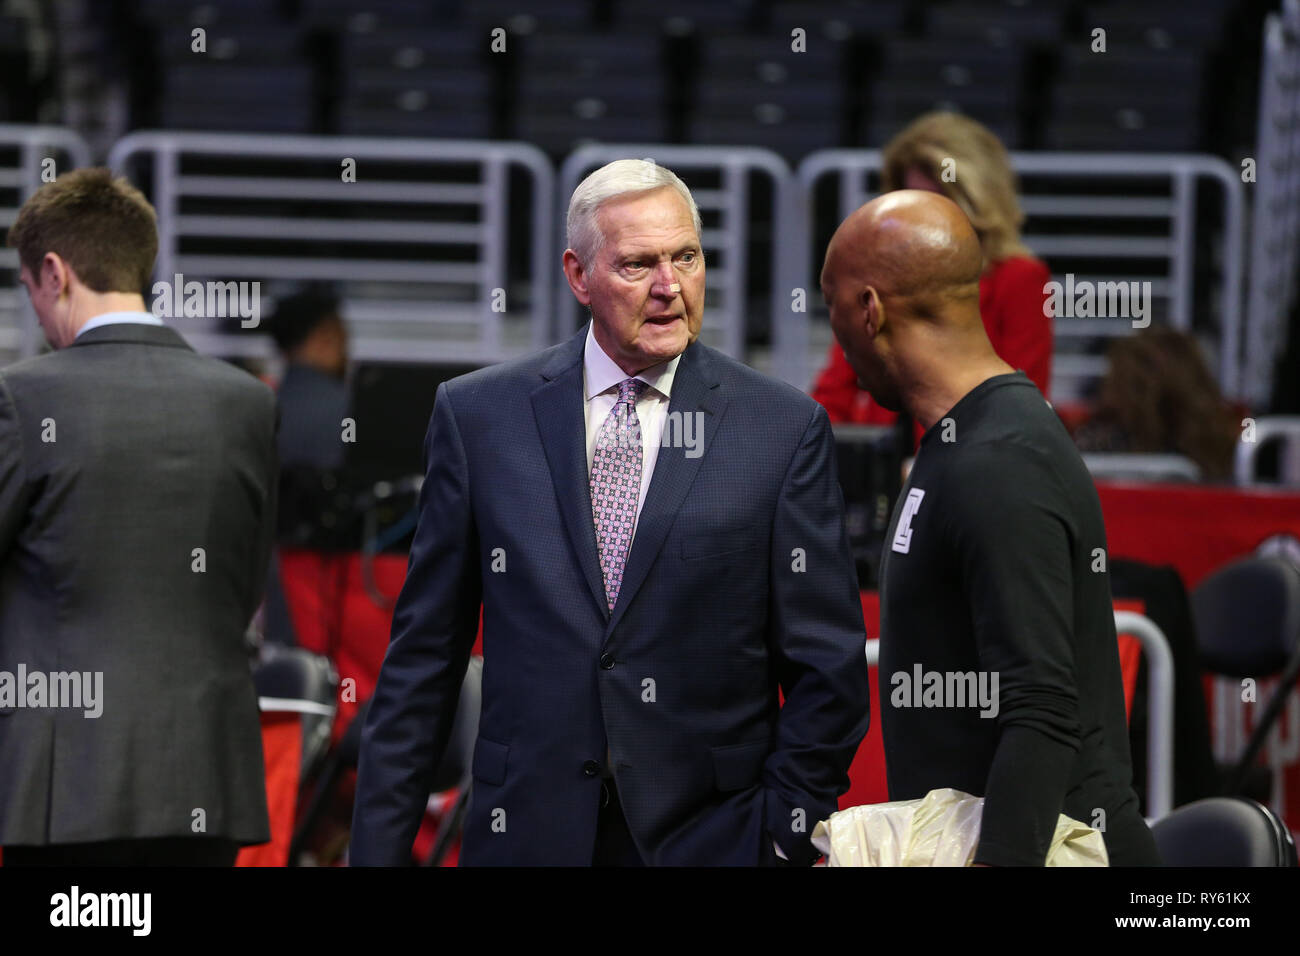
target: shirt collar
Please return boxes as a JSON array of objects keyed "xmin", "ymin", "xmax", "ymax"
[
  {"xmin": 583, "ymin": 320, "xmax": 680, "ymax": 402},
  {"xmin": 76, "ymin": 310, "xmax": 165, "ymax": 339}
]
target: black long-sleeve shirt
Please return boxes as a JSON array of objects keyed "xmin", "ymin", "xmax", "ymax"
[{"xmin": 878, "ymin": 372, "xmax": 1160, "ymax": 866}]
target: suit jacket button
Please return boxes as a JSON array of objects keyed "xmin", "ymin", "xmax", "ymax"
[
  {"xmin": 583, "ymin": 760, "xmax": 601, "ymax": 777},
  {"xmin": 599, "ymin": 653, "xmax": 615, "ymax": 670}
]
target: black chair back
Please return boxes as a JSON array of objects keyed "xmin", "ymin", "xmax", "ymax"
[
  {"xmin": 1190, "ymin": 556, "xmax": 1300, "ymax": 677},
  {"xmin": 253, "ymin": 646, "xmax": 339, "ymax": 781},
  {"xmin": 1190, "ymin": 556, "xmax": 1300, "ymax": 792},
  {"xmin": 1151, "ymin": 797, "xmax": 1298, "ymax": 866}
]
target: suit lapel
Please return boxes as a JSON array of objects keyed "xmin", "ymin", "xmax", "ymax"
[
  {"xmin": 605, "ymin": 341, "xmax": 728, "ymax": 637},
  {"xmin": 531, "ymin": 331, "xmax": 609, "ymax": 619}
]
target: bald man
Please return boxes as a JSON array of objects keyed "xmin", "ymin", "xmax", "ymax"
[{"xmin": 823, "ymin": 190, "xmax": 1159, "ymax": 866}]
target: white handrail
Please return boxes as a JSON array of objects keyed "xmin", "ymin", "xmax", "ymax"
[
  {"xmin": 107, "ymin": 131, "xmax": 555, "ymax": 365},
  {"xmin": 0, "ymin": 125, "xmax": 92, "ymax": 361},
  {"xmin": 1235, "ymin": 416, "xmax": 1300, "ymax": 485}
]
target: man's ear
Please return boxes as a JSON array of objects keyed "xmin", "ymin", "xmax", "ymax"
[
  {"xmin": 862, "ymin": 285, "xmax": 884, "ymax": 337},
  {"xmin": 562, "ymin": 249, "xmax": 591, "ymax": 307},
  {"xmin": 40, "ymin": 252, "xmax": 70, "ymax": 297}
]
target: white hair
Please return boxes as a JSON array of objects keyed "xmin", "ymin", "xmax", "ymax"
[{"xmin": 565, "ymin": 159, "xmax": 703, "ymax": 269}]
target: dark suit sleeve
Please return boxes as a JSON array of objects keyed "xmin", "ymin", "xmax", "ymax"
[
  {"xmin": 948, "ymin": 444, "xmax": 1082, "ymax": 866},
  {"xmin": 351, "ymin": 382, "xmax": 482, "ymax": 865},
  {"xmin": 763, "ymin": 403, "xmax": 871, "ymax": 865},
  {"xmin": 0, "ymin": 376, "xmax": 28, "ymax": 559}
]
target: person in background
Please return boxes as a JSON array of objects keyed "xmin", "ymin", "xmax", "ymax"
[
  {"xmin": 268, "ymin": 287, "xmax": 350, "ymax": 472},
  {"xmin": 262, "ymin": 289, "xmax": 353, "ymax": 649},
  {"xmin": 1073, "ymin": 326, "xmax": 1239, "ymax": 481},
  {"xmin": 813, "ymin": 111, "xmax": 1053, "ymax": 426}
]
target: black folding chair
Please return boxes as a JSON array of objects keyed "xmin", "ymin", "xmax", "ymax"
[
  {"xmin": 1151, "ymin": 797, "xmax": 1297, "ymax": 866},
  {"xmin": 1190, "ymin": 556, "xmax": 1300, "ymax": 795},
  {"xmin": 293, "ymin": 656, "xmax": 483, "ymax": 865},
  {"xmin": 254, "ymin": 646, "xmax": 339, "ymax": 794}
]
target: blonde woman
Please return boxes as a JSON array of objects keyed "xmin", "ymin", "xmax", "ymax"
[{"xmin": 813, "ymin": 111, "xmax": 1053, "ymax": 426}]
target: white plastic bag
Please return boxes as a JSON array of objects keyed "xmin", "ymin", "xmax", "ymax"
[{"xmin": 811, "ymin": 787, "xmax": 1108, "ymax": 866}]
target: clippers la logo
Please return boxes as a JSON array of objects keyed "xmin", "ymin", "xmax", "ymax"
[{"xmin": 891, "ymin": 488, "xmax": 925, "ymax": 554}]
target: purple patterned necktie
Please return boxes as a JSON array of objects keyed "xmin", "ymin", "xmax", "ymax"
[{"xmin": 590, "ymin": 377, "xmax": 649, "ymax": 610}]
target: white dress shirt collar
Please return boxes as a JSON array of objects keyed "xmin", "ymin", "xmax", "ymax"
[
  {"xmin": 75, "ymin": 310, "xmax": 165, "ymax": 339},
  {"xmin": 583, "ymin": 320, "xmax": 681, "ymax": 402}
]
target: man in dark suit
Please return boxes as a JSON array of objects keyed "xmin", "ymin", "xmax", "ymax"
[
  {"xmin": 352, "ymin": 159, "xmax": 870, "ymax": 866},
  {"xmin": 0, "ymin": 168, "xmax": 276, "ymax": 865}
]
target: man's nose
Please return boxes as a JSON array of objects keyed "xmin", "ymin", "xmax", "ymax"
[{"xmin": 650, "ymin": 263, "xmax": 679, "ymax": 297}]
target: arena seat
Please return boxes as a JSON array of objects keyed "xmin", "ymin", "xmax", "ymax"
[
  {"xmin": 161, "ymin": 62, "xmax": 316, "ymax": 134},
  {"xmin": 152, "ymin": 14, "xmax": 316, "ymax": 133},
  {"xmin": 337, "ymin": 28, "xmax": 494, "ymax": 138},
  {"xmin": 134, "ymin": 0, "xmax": 277, "ymax": 25},
  {"xmin": 611, "ymin": 0, "xmax": 757, "ymax": 34},
  {"xmin": 513, "ymin": 32, "xmax": 667, "ymax": 157},
  {"xmin": 242, "ymin": 647, "xmax": 339, "ymax": 867},
  {"xmin": 924, "ymin": 1, "xmax": 1066, "ymax": 46},
  {"xmin": 1079, "ymin": 0, "xmax": 1233, "ymax": 50},
  {"xmin": 1190, "ymin": 556, "xmax": 1300, "ymax": 795},
  {"xmin": 690, "ymin": 34, "xmax": 845, "ymax": 160},
  {"xmin": 0, "ymin": 14, "xmax": 30, "ymax": 122},
  {"xmin": 1151, "ymin": 797, "xmax": 1297, "ymax": 866},
  {"xmin": 136, "ymin": 0, "xmax": 317, "ymax": 134},
  {"xmin": 1045, "ymin": 48, "xmax": 1205, "ymax": 150},
  {"xmin": 464, "ymin": 0, "xmax": 594, "ymax": 34},
  {"xmin": 299, "ymin": 0, "xmax": 444, "ymax": 31},
  {"xmin": 767, "ymin": 0, "xmax": 908, "ymax": 37},
  {"xmin": 865, "ymin": 38, "xmax": 1025, "ymax": 148}
]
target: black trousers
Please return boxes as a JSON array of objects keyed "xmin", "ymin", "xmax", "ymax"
[
  {"xmin": 3, "ymin": 836, "xmax": 241, "ymax": 867},
  {"xmin": 591, "ymin": 777, "xmax": 644, "ymax": 867}
]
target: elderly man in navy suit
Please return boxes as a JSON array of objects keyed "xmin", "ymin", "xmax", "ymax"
[{"xmin": 351, "ymin": 159, "xmax": 869, "ymax": 866}]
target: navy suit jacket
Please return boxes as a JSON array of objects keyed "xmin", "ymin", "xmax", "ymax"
[{"xmin": 351, "ymin": 328, "xmax": 870, "ymax": 865}]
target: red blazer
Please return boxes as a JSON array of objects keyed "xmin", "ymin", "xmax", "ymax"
[{"xmin": 812, "ymin": 256, "xmax": 1053, "ymax": 426}]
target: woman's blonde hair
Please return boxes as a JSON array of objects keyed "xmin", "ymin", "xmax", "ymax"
[{"xmin": 881, "ymin": 111, "xmax": 1031, "ymax": 265}]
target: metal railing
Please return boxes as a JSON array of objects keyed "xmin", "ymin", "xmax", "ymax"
[
  {"xmin": 1083, "ymin": 453, "xmax": 1203, "ymax": 484},
  {"xmin": 1235, "ymin": 415, "xmax": 1300, "ymax": 485},
  {"xmin": 107, "ymin": 132, "xmax": 554, "ymax": 364},
  {"xmin": 0, "ymin": 125, "xmax": 92, "ymax": 363},
  {"xmin": 2, "ymin": 126, "xmax": 1251, "ymax": 412},
  {"xmin": 791, "ymin": 150, "xmax": 1246, "ymax": 402},
  {"xmin": 865, "ymin": 609, "xmax": 1175, "ymax": 821},
  {"xmin": 1243, "ymin": 0, "xmax": 1300, "ymax": 410},
  {"xmin": 1114, "ymin": 611, "xmax": 1176, "ymax": 821}
]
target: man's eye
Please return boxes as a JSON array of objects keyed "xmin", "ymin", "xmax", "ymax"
[{"xmin": 678, "ymin": 253, "xmax": 696, "ymax": 264}]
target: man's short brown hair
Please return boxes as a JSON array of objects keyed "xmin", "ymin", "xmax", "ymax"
[{"xmin": 6, "ymin": 167, "xmax": 158, "ymax": 293}]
